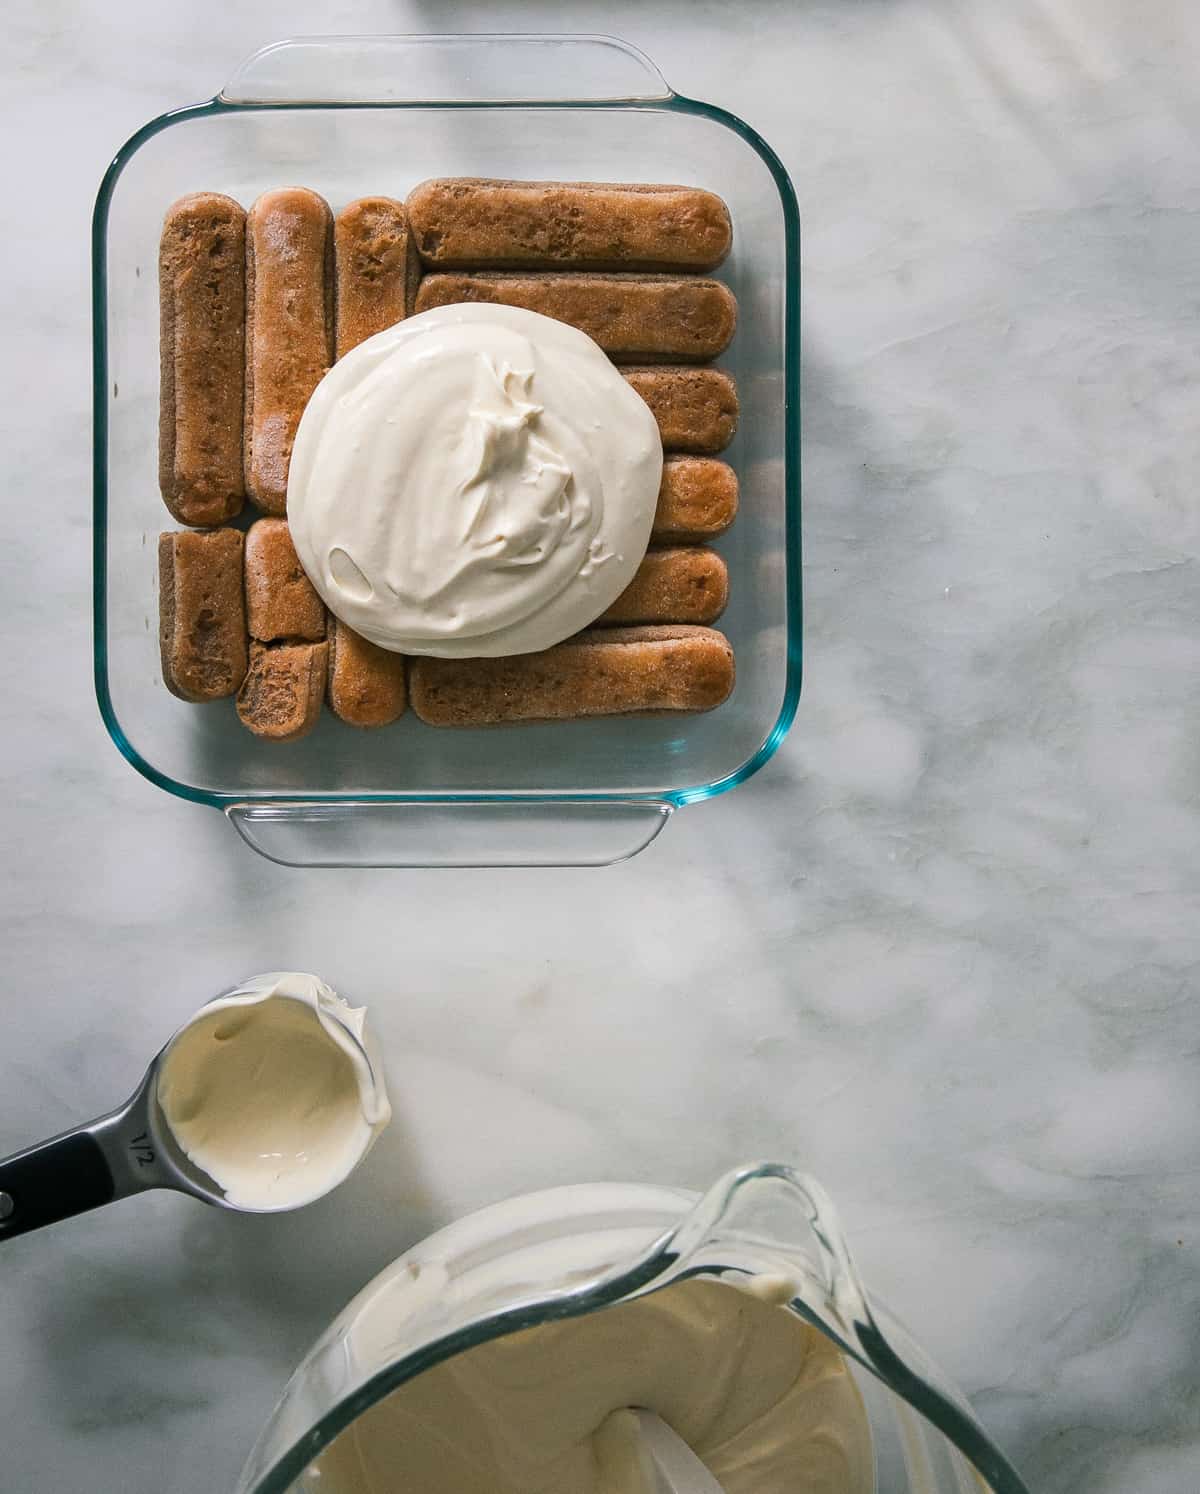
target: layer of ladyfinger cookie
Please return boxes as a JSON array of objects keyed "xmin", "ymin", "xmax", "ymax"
[
  {"xmin": 415, "ymin": 272, "xmax": 736, "ymax": 363},
  {"xmin": 407, "ymin": 179, "xmax": 731, "ymax": 272},
  {"xmin": 245, "ymin": 188, "xmax": 333, "ymax": 515},
  {"xmin": 158, "ymin": 193, "xmax": 246, "ymax": 526},
  {"xmin": 601, "ymin": 547, "xmax": 729, "ymax": 627},
  {"xmin": 334, "ymin": 196, "xmax": 415, "ymax": 358},
  {"xmin": 236, "ymin": 641, "xmax": 329, "ymax": 742},
  {"xmin": 327, "ymin": 617, "xmax": 407, "ymax": 727},
  {"xmin": 244, "ymin": 517, "xmax": 326, "ymax": 643},
  {"xmin": 623, "ymin": 366, "xmax": 739, "ymax": 454},
  {"xmin": 652, "ymin": 457, "xmax": 739, "ymax": 542},
  {"xmin": 158, "ymin": 528, "xmax": 248, "ymax": 702},
  {"xmin": 410, "ymin": 626, "xmax": 735, "ymax": 727}
]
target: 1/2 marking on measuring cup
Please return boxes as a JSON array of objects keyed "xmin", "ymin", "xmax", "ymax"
[{"xmin": 129, "ymin": 1132, "xmax": 156, "ymax": 1167}]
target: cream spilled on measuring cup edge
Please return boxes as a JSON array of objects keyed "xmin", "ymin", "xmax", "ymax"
[{"xmin": 155, "ymin": 971, "xmax": 391, "ymax": 1210}]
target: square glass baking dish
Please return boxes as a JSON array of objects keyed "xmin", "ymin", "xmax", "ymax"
[{"xmin": 93, "ymin": 35, "xmax": 801, "ymax": 867}]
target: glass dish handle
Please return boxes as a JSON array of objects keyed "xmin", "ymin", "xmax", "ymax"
[
  {"xmin": 221, "ymin": 34, "xmax": 673, "ymax": 106},
  {"xmin": 225, "ymin": 800, "xmax": 672, "ymax": 869}
]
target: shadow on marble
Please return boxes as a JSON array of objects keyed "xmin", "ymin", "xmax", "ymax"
[{"xmin": 28, "ymin": 1104, "xmax": 439, "ymax": 1451}]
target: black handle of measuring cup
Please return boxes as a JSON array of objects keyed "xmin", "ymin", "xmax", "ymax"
[{"xmin": 0, "ymin": 1131, "xmax": 116, "ymax": 1241}]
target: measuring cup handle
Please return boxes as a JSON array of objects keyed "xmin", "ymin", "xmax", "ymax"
[{"xmin": 0, "ymin": 1130, "xmax": 116, "ymax": 1242}]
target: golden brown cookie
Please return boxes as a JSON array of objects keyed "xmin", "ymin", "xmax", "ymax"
[
  {"xmin": 158, "ymin": 528, "xmax": 248, "ymax": 702},
  {"xmin": 623, "ymin": 366, "xmax": 739, "ymax": 453},
  {"xmin": 334, "ymin": 196, "xmax": 415, "ymax": 358},
  {"xmin": 410, "ymin": 625, "xmax": 734, "ymax": 726},
  {"xmin": 601, "ymin": 546, "xmax": 729, "ymax": 626},
  {"xmin": 158, "ymin": 193, "xmax": 246, "ymax": 526},
  {"xmin": 244, "ymin": 188, "xmax": 333, "ymax": 515},
  {"xmin": 652, "ymin": 457, "xmax": 739, "ymax": 542},
  {"xmin": 407, "ymin": 179, "xmax": 731, "ymax": 272},
  {"xmin": 235, "ymin": 641, "xmax": 329, "ymax": 742},
  {"xmin": 415, "ymin": 272, "xmax": 736, "ymax": 363},
  {"xmin": 327, "ymin": 618, "xmax": 407, "ymax": 727},
  {"xmin": 244, "ymin": 517, "xmax": 326, "ymax": 643}
]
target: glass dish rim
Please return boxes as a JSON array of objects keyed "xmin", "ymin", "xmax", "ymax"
[{"xmin": 91, "ymin": 63, "xmax": 803, "ymax": 811}]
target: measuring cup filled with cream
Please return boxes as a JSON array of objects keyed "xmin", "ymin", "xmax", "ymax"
[
  {"xmin": 0, "ymin": 972, "xmax": 390, "ymax": 1240},
  {"xmin": 155, "ymin": 971, "xmax": 391, "ymax": 1211}
]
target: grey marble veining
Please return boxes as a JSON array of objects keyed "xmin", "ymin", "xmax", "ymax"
[{"xmin": 1, "ymin": 1, "xmax": 1198, "ymax": 1491}]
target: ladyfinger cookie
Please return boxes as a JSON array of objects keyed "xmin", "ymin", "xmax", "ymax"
[
  {"xmin": 158, "ymin": 528, "xmax": 248, "ymax": 702},
  {"xmin": 415, "ymin": 272, "xmax": 736, "ymax": 363},
  {"xmin": 244, "ymin": 518, "xmax": 326, "ymax": 643},
  {"xmin": 159, "ymin": 193, "xmax": 246, "ymax": 526},
  {"xmin": 245, "ymin": 188, "xmax": 334, "ymax": 515},
  {"xmin": 407, "ymin": 179, "xmax": 731, "ymax": 272},
  {"xmin": 327, "ymin": 617, "xmax": 407, "ymax": 727},
  {"xmin": 601, "ymin": 546, "xmax": 729, "ymax": 627},
  {"xmin": 334, "ymin": 196, "xmax": 415, "ymax": 358},
  {"xmin": 410, "ymin": 625, "xmax": 734, "ymax": 727},
  {"xmin": 623, "ymin": 366, "xmax": 739, "ymax": 454},
  {"xmin": 652, "ymin": 457, "xmax": 739, "ymax": 543},
  {"xmin": 236, "ymin": 641, "xmax": 329, "ymax": 742}
]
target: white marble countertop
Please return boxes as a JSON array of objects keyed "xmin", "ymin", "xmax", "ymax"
[{"xmin": 2, "ymin": 2, "xmax": 1198, "ymax": 1490}]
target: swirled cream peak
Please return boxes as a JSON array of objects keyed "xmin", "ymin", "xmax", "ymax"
[{"xmin": 287, "ymin": 303, "xmax": 663, "ymax": 658}]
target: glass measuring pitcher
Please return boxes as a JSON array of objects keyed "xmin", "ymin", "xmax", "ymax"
[{"xmin": 236, "ymin": 1164, "xmax": 1029, "ymax": 1493}]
